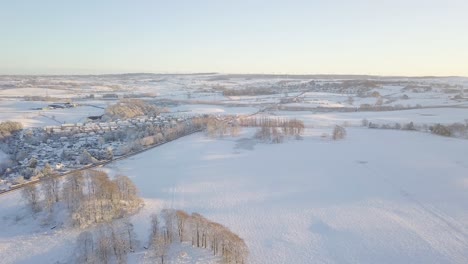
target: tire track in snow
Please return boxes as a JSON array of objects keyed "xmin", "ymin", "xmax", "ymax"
[{"xmin": 360, "ymin": 162, "xmax": 468, "ymax": 262}]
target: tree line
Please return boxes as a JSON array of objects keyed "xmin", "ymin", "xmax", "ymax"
[
  {"xmin": 240, "ymin": 117, "xmax": 304, "ymax": 143},
  {"xmin": 72, "ymin": 209, "xmax": 248, "ymax": 264},
  {"xmin": 189, "ymin": 116, "xmax": 242, "ymax": 138},
  {"xmin": 363, "ymin": 118, "xmax": 468, "ymax": 139},
  {"xmin": 148, "ymin": 209, "xmax": 248, "ymax": 264}
]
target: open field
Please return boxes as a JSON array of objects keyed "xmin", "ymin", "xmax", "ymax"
[
  {"xmin": 105, "ymin": 129, "xmax": 468, "ymax": 263},
  {"xmin": 1, "ymin": 128, "xmax": 468, "ymax": 263}
]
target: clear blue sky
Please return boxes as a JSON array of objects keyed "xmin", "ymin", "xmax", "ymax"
[{"xmin": 1, "ymin": 0, "xmax": 467, "ymax": 76}]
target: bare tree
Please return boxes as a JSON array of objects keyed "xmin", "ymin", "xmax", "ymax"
[
  {"xmin": 21, "ymin": 184, "xmax": 40, "ymax": 213},
  {"xmin": 149, "ymin": 213, "xmax": 168, "ymax": 264},
  {"xmin": 161, "ymin": 209, "xmax": 175, "ymax": 244},
  {"xmin": 62, "ymin": 171, "xmax": 84, "ymax": 211},
  {"xmin": 42, "ymin": 174, "xmax": 60, "ymax": 212},
  {"xmin": 109, "ymin": 223, "xmax": 130, "ymax": 264},
  {"xmin": 75, "ymin": 231, "xmax": 95, "ymax": 264},
  {"xmin": 332, "ymin": 125, "xmax": 346, "ymax": 140},
  {"xmin": 96, "ymin": 225, "xmax": 113, "ymax": 264},
  {"xmin": 153, "ymin": 231, "xmax": 168, "ymax": 264},
  {"xmin": 114, "ymin": 175, "xmax": 140, "ymax": 207},
  {"xmin": 126, "ymin": 219, "xmax": 138, "ymax": 252},
  {"xmin": 175, "ymin": 210, "xmax": 189, "ymax": 242}
]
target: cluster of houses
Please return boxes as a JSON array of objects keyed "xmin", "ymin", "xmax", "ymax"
[{"xmin": 2, "ymin": 114, "xmax": 193, "ymax": 186}]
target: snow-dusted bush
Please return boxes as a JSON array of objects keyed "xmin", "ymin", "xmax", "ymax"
[
  {"xmin": 21, "ymin": 167, "xmax": 40, "ymax": 180},
  {"xmin": 332, "ymin": 125, "xmax": 346, "ymax": 140},
  {"xmin": 402, "ymin": 122, "xmax": 415, "ymax": 131},
  {"xmin": 79, "ymin": 150, "xmax": 99, "ymax": 165},
  {"xmin": 361, "ymin": 118, "xmax": 369, "ymax": 127},
  {"xmin": 0, "ymin": 121, "xmax": 23, "ymax": 139},
  {"xmin": 430, "ymin": 124, "xmax": 452, "ymax": 137}
]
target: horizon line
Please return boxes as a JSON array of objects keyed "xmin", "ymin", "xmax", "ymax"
[{"xmin": 0, "ymin": 72, "xmax": 467, "ymax": 79}]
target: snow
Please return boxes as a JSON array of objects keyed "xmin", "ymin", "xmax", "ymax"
[
  {"xmin": 0, "ymin": 88, "xmax": 72, "ymax": 98},
  {"xmin": 270, "ymin": 107, "xmax": 468, "ymax": 128},
  {"xmin": 0, "ymin": 100, "xmax": 104, "ymax": 127},
  {"xmin": 170, "ymin": 104, "xmax": 258, "ymax": 116},
  {"xmin": 102, "ymin": 129, "xmax": 468, "ymax": 264},
  {"xmin": 1, "ymin": 128, "xmax": 468, "ymax": 263},
  {"xmin": 0, "ymin": 150, "xmax": 7, "ymax": 163}
]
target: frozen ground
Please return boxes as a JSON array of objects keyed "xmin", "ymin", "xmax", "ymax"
[
  {"xmin": 169, "ymin": 104, "xmax": 258, "ymax": 116},
  {"xmin": 269, "ymin": 107, "xmax": 468, "ymax": 128},
  {"xmin": 0, "ymin": 88, "xmax": 75, "ymax": 98},
  {"xmin": 1, "ymin": 128, "xmax": 468, "ymax": 263},
  {"xmin": 107, "ymin": 129, "xmax": 468, "ymax": 263},
  {"xmin": 0, "ymin": 99, "xmax": 105, "ymax": 127}
]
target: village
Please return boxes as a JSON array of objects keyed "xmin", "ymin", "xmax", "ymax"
[{"xmin": 0, "ymin": 114, "xmax": 198, "ymax": 189}]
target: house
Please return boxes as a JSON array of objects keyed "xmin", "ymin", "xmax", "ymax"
[{"xmin": 87, "ymin": 114, "xmax": 104, "ymax": 121}]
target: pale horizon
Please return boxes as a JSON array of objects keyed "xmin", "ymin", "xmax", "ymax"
[{"xmin": 1, "ymin": 0, "xmax": 467, "ymax": 76}]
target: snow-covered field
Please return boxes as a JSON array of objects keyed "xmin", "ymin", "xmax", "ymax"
[
  {"xmin": 2, "ymin": 128, "xmax": 468, "ymax": 263},
  {"xmin": 270, "ymin": 107, "xmax": 468, "ymax": 128},
  {"xmin": 0, "ymin": 100, "xmax": 105, "ymax": 127},
  {"xmin": 0, "ymin": 88, "xmax": 75, "ymax": 98},
  {"xmin": 105, "ymin": 129, "xmax": 468, "ymax": 264},
  {"xmin": 169, "ymin": 104, "xmax": 258, "ymax": 116}
]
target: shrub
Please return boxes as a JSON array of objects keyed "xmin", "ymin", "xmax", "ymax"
[
  {"xmin": 361, "ymin": 118, "xmax": 369, "ymax": 127},
  {"xmin": 0, "ymin": 121, "xmax": 23, "ymax": 138},
  {"xmin": 332, "ymin": 125, "xmax": 346, "ymax": 140},
  {"xmin": 403, "ymin": 122, "xmax": 415, "ymax": 131},
  {"xmin": 430, "ymin": 124, "xmax": 451, "ymax": 137}
]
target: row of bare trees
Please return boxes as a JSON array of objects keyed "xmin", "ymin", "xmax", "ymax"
[
  {"xmin": 75, "ymin": 220, "xmax": 137, "ymax": 264},
  {"xmin": 149, "ymin": 209, "xmax": 248, "ymax": 264},
  {"xmin": 364, "ymin": 119, "xmax": 468, "ymax": 139},
  {"xmin": 240, "ymin": 117, "xmax": 304, "ymax": 143},
  {"xmin": 254, "ymin": 127, "xmax": 286, "ymax": 143},
  {"xmin": 191, "ymin": 116, "xmax": 241, "ymax": 138},
  {"xmin": 206, "ymin": 118, "xmax": 241, "ymax": 138},
  {"xmin": 21, "ymin": 170, "xmax": 142, "ymax": 228},
  {"xmin": 240, "ymin": 117, "xmax": 304, "ymax": 135},
  {"xmin": 219, "ymin": 87, "xmax": 277, "ymax": 96}
]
